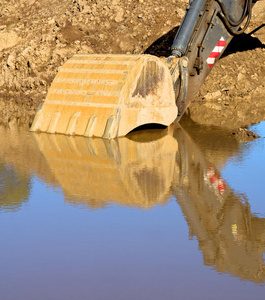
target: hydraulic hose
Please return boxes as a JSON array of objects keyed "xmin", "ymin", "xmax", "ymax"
[
  {"xmin": 216, "ymin": 0, "xmax": 253, "ymax": 35},
  {"xmin": 171, "ymin": 0, "xmax": 208, "ymax": 57}
]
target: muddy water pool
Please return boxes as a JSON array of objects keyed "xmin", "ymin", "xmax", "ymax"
[{"xmin": 0, "ymin": 121, "xmax": 265, "ymax": 300}]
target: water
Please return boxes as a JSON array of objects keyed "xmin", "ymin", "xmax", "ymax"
[
  {"xmin": 0, "ymin": 122, "xmax": 265, "ymax": 300},
  {"xmin": 222, "ymin": 122, "xmax": 265, "ymax": 217}
]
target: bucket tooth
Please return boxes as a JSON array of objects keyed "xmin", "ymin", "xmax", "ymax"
[
  {"xmin": 84, "ymin": 114, "xmax": 98, "ymax": 137},
  {"xmin": 102, "ymin": 115, "xmax": 115, "ymax": 139},
  {"xmin": 30, "ymin": 54, "xmax": 178, "ymax": 138},
  {"xmin": 102, "ymin": 109, "xmax": 120, "ymax": 139},
  {"xmin": 47, "ymin": 112, "xmax": 60, "ymax": 134},
  {"xmin": 65, "ymin": 112, "xmax": 81, "ymax": 135}
]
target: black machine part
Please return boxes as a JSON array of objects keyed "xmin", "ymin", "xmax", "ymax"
[{"xmin": 171, "ymin": 0, "xmax": 254, "ymax": 117}]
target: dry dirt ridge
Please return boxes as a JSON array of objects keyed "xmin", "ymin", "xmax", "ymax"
[{"xmin": 0, "ymin": 0, "xmax": 264, "ymax": 132}]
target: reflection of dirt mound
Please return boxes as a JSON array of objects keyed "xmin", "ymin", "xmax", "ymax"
[
  {"xmin": 0, "ymin": 126, "xmax": 58, "ymax": 212},
  {"xmin": 0, "ymin": 127, "xmax": 57, "ymax": 186},
  {"xmin": 0, "ymin": 163, "xmax": 30, "ymax": 212},
  {"xmin": 0, "ymin": 0, "xmax": 265, "ymax": 128},
  {"xmin": 179, "ymin": 116, "xmax": 242, "ymax": 167}
]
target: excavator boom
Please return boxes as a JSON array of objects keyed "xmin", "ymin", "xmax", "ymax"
[{"xmin": 30, "ymin": 0, "xmax": 253, "ymax": 138}]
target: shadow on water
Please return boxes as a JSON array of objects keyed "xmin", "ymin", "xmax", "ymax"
[{"xmin": 0, "ymin": 123, "xmax": 265, "ymax": 283}]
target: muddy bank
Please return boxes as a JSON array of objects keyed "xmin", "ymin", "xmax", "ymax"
[
  {"xmin": 187, "ymin": 38, "xmax": 265, "ymax": 129},
  {"xmin": 0, "ymin": 0, "xmax": 265, "ymax": 129}
]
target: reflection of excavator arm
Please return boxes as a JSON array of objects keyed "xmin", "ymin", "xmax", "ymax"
[
  {"xmin": 173, "ymin": 125, "xmax": 265, "ymax": 284},
  {"xmin": 30, "ymin": 0, "xmax": 255, "ymax": 138}
]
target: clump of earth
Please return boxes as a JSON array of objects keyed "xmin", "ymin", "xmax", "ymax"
[
  {"xmin": 0, "ymin": 0, "xmax": 264, "ymax": 130},
  {"xmin": 232, "ymin": 127, "xmax": 260, "ymax": 141}
]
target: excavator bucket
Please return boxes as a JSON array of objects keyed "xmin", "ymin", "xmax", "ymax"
[{"xmin": 30, "ymin": 54, "xmax": 178, "ymax": 138}]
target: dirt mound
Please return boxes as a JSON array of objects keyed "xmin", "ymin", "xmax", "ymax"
[
  {"xmin": 232, "ymin": 127, "xmax": 260, "ymax": 141},
  {"xmin": 0, "ymin": 0, "xmax": 264, "ymax": 129},
  {"xmin": 184, "ymin": 0, "xmax": 265, "ymax": 128}
]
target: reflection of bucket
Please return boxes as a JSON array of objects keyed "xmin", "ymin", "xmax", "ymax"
[{"xmin": 33, "ymin": 130, "xmax": 178, "ymax": 209}]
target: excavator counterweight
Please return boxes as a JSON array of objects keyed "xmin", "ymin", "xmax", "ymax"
[{"xmin": 30, "ymin": 0, "xmax": 254, "ymax": 138}]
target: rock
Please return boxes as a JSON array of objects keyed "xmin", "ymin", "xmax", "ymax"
[
  {"xmin": 6, "ymin": 54, "xmax": 16, "ymax": 69},
  {"xmin": 176, "ymin": 7, "xmax": 186, "ymax": 18},
  {"xmin": 114, "ymin": 8, "xmax": 125, "ymax": 23},
  {"xmin": 232, "ymin": 128, "xmax": 260, "ymax": 141},
  {"xmin": 0, "ymin": 31, "xmax": 19, "ymax": 51},
  {"xmin": 237, "ymin": 72, "xmax": 245, "ymax": 82}
]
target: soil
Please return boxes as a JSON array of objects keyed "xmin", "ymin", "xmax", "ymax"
[
  {"xmin": 232, "ymin": 127, "xmax": 260, "ymax": 141},
  {"xmin": 0, "ymin": 0, "xmax": 265, "ymax": 130}
]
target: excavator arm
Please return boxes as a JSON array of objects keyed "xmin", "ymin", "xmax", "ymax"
[
  {"xmin": 169, "ymin": 0, "xmax": 254, "ymax": 117},
  {"xmin": 30, "ymin": 0, "xmax": 254, "ymax": 138}
]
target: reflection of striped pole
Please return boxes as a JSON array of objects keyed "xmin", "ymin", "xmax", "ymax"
[
  {"xmin": 207, "ymin": 37, "xmax": 226, "ymax": 68},
  {"xmin": 206, "ymin": 167, "xmax": 226, "ymax": 194}
]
